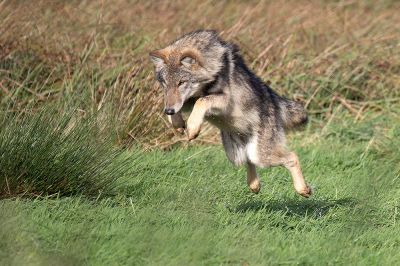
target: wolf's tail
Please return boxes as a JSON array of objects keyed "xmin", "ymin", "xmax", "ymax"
[{"xmin": 280, "ymin": 98, "xmax": 308, "ymax": 131}]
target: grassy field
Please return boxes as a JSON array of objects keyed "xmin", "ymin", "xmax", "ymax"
[
  {"xmin": 1, "ymin": 0, "xmax": 400, "ymax": 265},
  {"xmin": 1, "ymin": 116, "xmax": 400, "ymax": 265}
]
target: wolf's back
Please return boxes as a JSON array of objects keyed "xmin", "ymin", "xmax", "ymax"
[{"xmin": 279, "ymin": 98, "xmax": 308, "ymax": 130}]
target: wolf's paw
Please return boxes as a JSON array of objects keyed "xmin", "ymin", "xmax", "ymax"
[
  {"xmin": 299, "ymin": 185, "xmax": 312, "ymax": 198},
  {"xmin": 249, "ymin": 181, "xmax": 261, "ymax": 194},
  {"xmin": 186, "ymin": 121, "xmax": 201, "ymax": 140}
]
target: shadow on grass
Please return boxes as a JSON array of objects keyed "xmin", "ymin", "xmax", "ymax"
[{"xmin": 234, "ymin": 197, "xmax": 359, "ymax": 218}]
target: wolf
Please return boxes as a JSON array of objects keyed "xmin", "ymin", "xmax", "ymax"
[{"xmin": 149, "ymin": 30, "xmax": 312, "ymax": 198}]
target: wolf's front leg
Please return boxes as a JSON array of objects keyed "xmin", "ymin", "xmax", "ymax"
[
  {"xmin": 186, "ymin": 97, "xmax": 207, "ymax": 140},
  {"xmin": 186, "ymin": 95, "xmax": 228, "ymax": 140},
  {"xmin": 167, "ymin": 112, "xmax": 185, "ymax": 134}
]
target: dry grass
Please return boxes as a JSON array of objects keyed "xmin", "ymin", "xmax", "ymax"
[{"xmin": 1, "ymin": 0, "xmax": 399, "ymax": 147}]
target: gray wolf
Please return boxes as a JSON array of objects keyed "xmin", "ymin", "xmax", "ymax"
[{"xmin": 149, "ymin": 30, "xmax": 312, "ymax": 198}]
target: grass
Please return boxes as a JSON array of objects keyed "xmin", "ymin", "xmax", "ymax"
[
  {"xmin": 1, "ymin": 0, "xmax": 400, "ymax": 265},
  {"xmin": 0, "ymin": 108, "xmax": 131, "ymax": 198},
  {"xmin": 1, "ymin": 116, "xmax": 400, "ymax": 265}
]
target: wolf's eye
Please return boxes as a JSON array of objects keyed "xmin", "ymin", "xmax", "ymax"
[{"xmin": 178, "ymin": 80, "xmax": 186, "ymax": 87}]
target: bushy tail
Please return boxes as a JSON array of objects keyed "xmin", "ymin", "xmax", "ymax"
[{"xmin": 280, "ymin": 98, "xmax": 308, "ymax": 131}]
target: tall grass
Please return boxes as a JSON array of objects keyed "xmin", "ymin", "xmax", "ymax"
[
  {"xmin": 0, "ymin": 108, "xmax": 129, "ymax": 199},
  {"xmin": 1, "ymin": 0, "xmax": 399, "ymax": 146}
]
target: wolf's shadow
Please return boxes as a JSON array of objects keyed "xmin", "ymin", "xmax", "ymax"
[{"xmin": 233, "ymin": 197, "xmax": 358, "ymax": 218}]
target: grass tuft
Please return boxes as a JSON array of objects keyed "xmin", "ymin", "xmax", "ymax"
[{"xmin": 0, "ymin": 108, "xmax": 128, "ymax": 199}]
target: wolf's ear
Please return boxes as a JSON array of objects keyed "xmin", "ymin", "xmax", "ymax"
[
  {"xmin": 181, "ymin": 57, "xmax": 196, "ymax": 69},
  {"xmin": 149, "ymin": 50, "xmax": 167, "ymax": 68},
  {"xmin": 179, "ymin": 50, "xmax": 200, "ymax": 69}
]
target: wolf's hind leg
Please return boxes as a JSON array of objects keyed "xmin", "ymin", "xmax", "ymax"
[
  {"xmin": 168, "ymin": 112, "xmax": 185, "ymax": 134},
  {"xmin": 281, "ymin": 152, "xmax": 312, "ymax": 198},
  {"xmin": 246, "ymin": 162, "xmax": 261, "ymax": 194}
]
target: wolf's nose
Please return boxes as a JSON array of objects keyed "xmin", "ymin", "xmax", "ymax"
[{"xmin": 164, "ymin": 108, "xmax": 175, "ymax": 115}]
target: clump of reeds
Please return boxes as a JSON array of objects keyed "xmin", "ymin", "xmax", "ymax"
[{"xmin": 0, "ymin": 108, "xmax": 128, "ymax": 199}]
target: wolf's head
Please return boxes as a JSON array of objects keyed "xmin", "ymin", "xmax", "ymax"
[{"xmin": 149, "ymin": 30, "xmax": 227, "ymax": 115}]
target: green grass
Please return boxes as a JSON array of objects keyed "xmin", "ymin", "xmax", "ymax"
[{"xmin": 1, "ymin": 116, "xmax": 400, "ymax": 265}]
